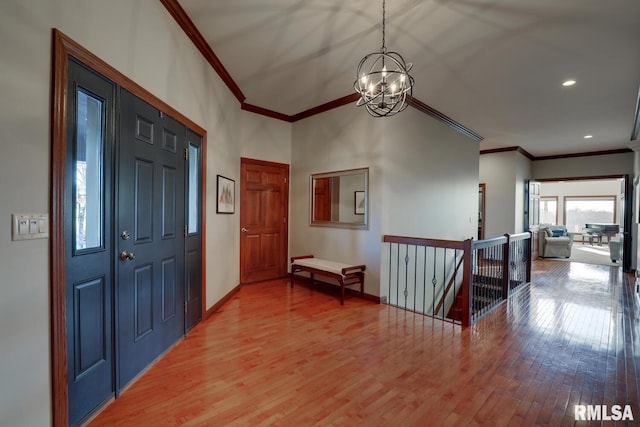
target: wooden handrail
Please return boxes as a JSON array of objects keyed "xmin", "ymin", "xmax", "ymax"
[
  {"xmin": 434, "ymin": 254, "xmax": 464, "ymax": 316},
  {"xmin": 383, "ymin": 235, "xmax": 466, "ymax": 250},
  {"xmin": 509, "ymin": 232, "xmax": 531, "ymax": 241},
  {"xmin": 472, "ymin": 235, "xmax": 507, "ymax": 250}
]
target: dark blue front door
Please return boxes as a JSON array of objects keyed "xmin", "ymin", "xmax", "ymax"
[
  {"xmin": 117, "ymin": 89, "xmax": 186, "ymax": 389},
  {"xmin": 66, "ymin": 59, "xmax": 116, "ymax": 426}
]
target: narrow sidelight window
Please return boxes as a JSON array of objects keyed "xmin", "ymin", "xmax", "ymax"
[
  {"xmin": 74, "ymin": 89, "xmax": 104, "ymax": 251},
  {"xmin": 187, "ymin": 143, "xmax": 200, "ymax": 234}
]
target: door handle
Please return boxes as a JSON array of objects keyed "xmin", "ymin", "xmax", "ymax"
[
  {"xmin": 120, "ymin": 251, "xmax": 135, "ymax": 261},
  {"xmin": 241, "ymin": 227, "xmax": 249, "ymax": 233}
]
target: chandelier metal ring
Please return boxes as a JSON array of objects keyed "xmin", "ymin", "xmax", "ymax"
[{"xmin": 354, "ymin": 0, "xmax": 414, "ymax": 117}]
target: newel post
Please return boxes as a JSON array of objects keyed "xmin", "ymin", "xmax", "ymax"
[
  {"xmin": 502, "ymin": 233, "xmax": 511, "ymax": 299},
  {"xmin": 526, "ymin": 231, "xmax": 533, "ymax": 283},
  {"xmin": 461, "ymin": 238, "xmax": 473, "ymax": 327}
]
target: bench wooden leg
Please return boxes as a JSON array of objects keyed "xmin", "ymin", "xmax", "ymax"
[
  {"xmin": 359, "ymin": 273, "xmax": 364, "ymax": 299},
  {"xmin": 339, "ymin": 279, "xmax": 344, "ymax": 305}
]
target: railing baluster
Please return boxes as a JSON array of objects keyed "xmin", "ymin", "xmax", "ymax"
[
  {"xmin": 431, "ymin": 247, "xmax": 437, "ymax": 317},
  {"xmin": 423, "ymin": 246, "xmax": 427, "ymax": 315},
  {"xmin": 382, "ymin": 233, "xmax": 531, "ymax": 327},
  {"xmin": 413, "ymin": 246, "xmax": 418, "ymax": 311}
]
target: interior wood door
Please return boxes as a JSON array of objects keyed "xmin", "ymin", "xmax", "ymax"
[
  {"xmin": 313, "ymin": 177, "xmax": 332, "ymax": 221},
  {"xmin": 240, "ymin": 158, "xmax": 289, "ymax": 284},
  {"xmin": 117, "ymin": 89, "xmax": 186, "ymax": 389}
]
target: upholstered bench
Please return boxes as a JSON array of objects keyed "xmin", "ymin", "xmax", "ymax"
[{"xmin": 290, "ymin": 255, "xmax": 365, "ymax": 305}]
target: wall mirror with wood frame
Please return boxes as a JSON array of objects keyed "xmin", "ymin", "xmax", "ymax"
[{"xmin": 310, "ymin": 167, "xmax": 369, "ymax": 229}]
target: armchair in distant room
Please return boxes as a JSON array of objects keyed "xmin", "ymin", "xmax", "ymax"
[{"xmin": 539, "ymin": 225, "xmax": 574, "ymax": 258}]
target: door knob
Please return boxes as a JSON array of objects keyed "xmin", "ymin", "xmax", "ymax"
[
  {"xmin": 241, "ymin": 227, "xmax": 249, "ymax": 232},
  {"xmin": 120, "ymin": 251, "xmax": 135, "ymax": 261}
]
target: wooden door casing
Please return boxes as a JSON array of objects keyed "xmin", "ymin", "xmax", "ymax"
[{"xmin": 240, "ymin": 158, "xmax": 289, "ymax": 284}]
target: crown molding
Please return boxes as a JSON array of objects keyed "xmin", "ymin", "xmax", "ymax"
[
  {"xmin": 480, "ymin": 146, "xmax": 534, "ymax": 159},
  {"xmin": 534, "ymin": 148, "xmax": 632, "ymax": 160},
  {"xmin": 241, "ymin": 103, "xmax": 292, "ymax": 122},
  {"xmin": 409, "ymin": 98, "xmax": 483, "ymax": 142},
  {"xmin": 160, "ymin": 0, "xmax": 245, "ymax": 103},
  {"xmin": 160, "ymin": 0, "xmax": 483, "ymax": 141},
  {"xmin": 481, "ymin": 146, "xmax": 632, "ymax": 160},
  {"xmin": 290, "ymin": 93, "xmax": 360, "ymax": 122}
]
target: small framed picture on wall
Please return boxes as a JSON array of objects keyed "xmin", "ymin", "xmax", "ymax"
[{"xmin": 216, "ymin": 175, "xmax": 235, "ymax": 214}]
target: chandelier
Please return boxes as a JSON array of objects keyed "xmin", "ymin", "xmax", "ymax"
[{"xmin": 354, "ymin": 0, "xmax": 414, "ymax": 117}]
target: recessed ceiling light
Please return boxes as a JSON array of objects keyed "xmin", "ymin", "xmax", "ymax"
[
  {"xmin": 562, "ymin": 80, "xmax": 576, "ymax": 87},
  {"xmin": 584, "ymin": 135, "xmax": 593, "ymax": 139}
]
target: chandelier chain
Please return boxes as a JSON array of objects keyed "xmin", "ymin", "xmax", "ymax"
[{"xmin": 381, "ymin": 0, "xmax": 386, "ymax": 52}]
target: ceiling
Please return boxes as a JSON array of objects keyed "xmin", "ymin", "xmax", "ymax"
[{"xmin": 177, "ymin": 0, "xmax": 640, "ymax": 157}]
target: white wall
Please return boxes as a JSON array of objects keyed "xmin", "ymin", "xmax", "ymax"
[
  {"xmin": 381, "ymin": 107, "xmax": 479, "ymax": 241},
  {"xmin": 291, "ymin": 105, "xmax": 479, "ymax": 299},
  {"xmin": 291, "ymin": 106, "xmax": 384, "ymax": 296},
  {"xmin": 0, "ymin": 1, "xmax": 291, "ymax": 425},
  {"xmin": 533, "ymin": 152, "xmax": 634, "ymax": 179},
  {"xmin": 479, "ymin": 151, "xmax": 518, "ymax": 237},
  {"xmin": 515, "ymin": 152, "xmax": 533, "ymax": 233}
]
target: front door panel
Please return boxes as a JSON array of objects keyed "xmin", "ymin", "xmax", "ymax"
[
  {"xmin": 117, "ymin": 90, "xmax": 185, "ymax": 389},
  {"xmin": 66, "ymin": 60, "xmax": 115, "ymax": 426}
]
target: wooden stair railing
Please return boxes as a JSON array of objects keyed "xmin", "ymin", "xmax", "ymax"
[{"xmin": 434, "ymin": 254, "xmax": 464, "ymax": 317}]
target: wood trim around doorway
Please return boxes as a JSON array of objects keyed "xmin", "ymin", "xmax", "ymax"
[
  {"xmin": 239, "ymin": 157, "xmax": 290, "ymax": 284},
  {"xmin": 50, "ymin": 29, "xmax": 208, "ymax": 427}
]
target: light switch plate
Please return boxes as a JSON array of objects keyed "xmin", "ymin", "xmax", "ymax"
[{"xmin": 12, "ymin": 213, "xmax": 49, "ymax": 241}]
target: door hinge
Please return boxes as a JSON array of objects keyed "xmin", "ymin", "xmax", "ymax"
[
  {"xmin": 184, "ymin": 148, "xmax": 188, "ymax": 160},
  {"xmin": 284, "ymin": 177, "xmax": 287, "ymax": 184},
  {"xmin": 183, "ymin": 225, "xmax": 187, "ymax": 237}
]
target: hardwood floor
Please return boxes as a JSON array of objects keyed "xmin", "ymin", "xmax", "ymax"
[{"xmin": 89, "ymin": 260, "xmax": 639, "ymax": 426}]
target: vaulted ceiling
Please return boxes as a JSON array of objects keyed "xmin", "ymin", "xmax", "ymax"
[{"xmin": 172, "ymin": 0, "xmax": 640, "ymax": 157}]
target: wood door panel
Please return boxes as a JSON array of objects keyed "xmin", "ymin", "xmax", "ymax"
[
  {"xmin": 244, "ymin": 235, "xmax": 262, "ymax": 272},
  {"xmin": 264, "ymin": 191, "xmax": 282, "ymax": 228},
  {"xmin": 135, "ymin": 114, "xmax": 154, "ymax": 144},
  {"xmin": 72, "ymin": 277, "xmax": 107, "ymax": 378},
  {"xmin": 162, "ymin": 167, "xmax": 177, "ymax": 239},
  {"xmin": 135, "ymin": 159, "xmax": 154, "ymax": 243},
  {"xmin": 262, "ymin": 170, "xmax": 282, "ymax": 186},
  {"xmin": 261, "ymin": 233, "xmax": 280, "ymax": 268},
  {"xmin": 240, "ymin": 158, "xmax": 289, "ymax": 284},
  {"xmin": 243, "ymin": 189, "xmax": 263, "ymax": 226},
  {"xmin": 161, "ymin": 257, "xmax": 177, "ymax": 321},
  {"xmin": 133, "ymin": 264, "xmax": 153, "ymax": 340},
  {"xmin": 162, "ymin": 128, "xmax": 177, "ymax": 153},
  {"xmin": 245, "ymin": 169, "xmax": 262, "ymax": 184}
]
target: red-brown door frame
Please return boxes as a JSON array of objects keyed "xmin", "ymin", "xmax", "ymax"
[{"xmin": 50, "ymin": 29, "xmax": 207, "ymax": 426}]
